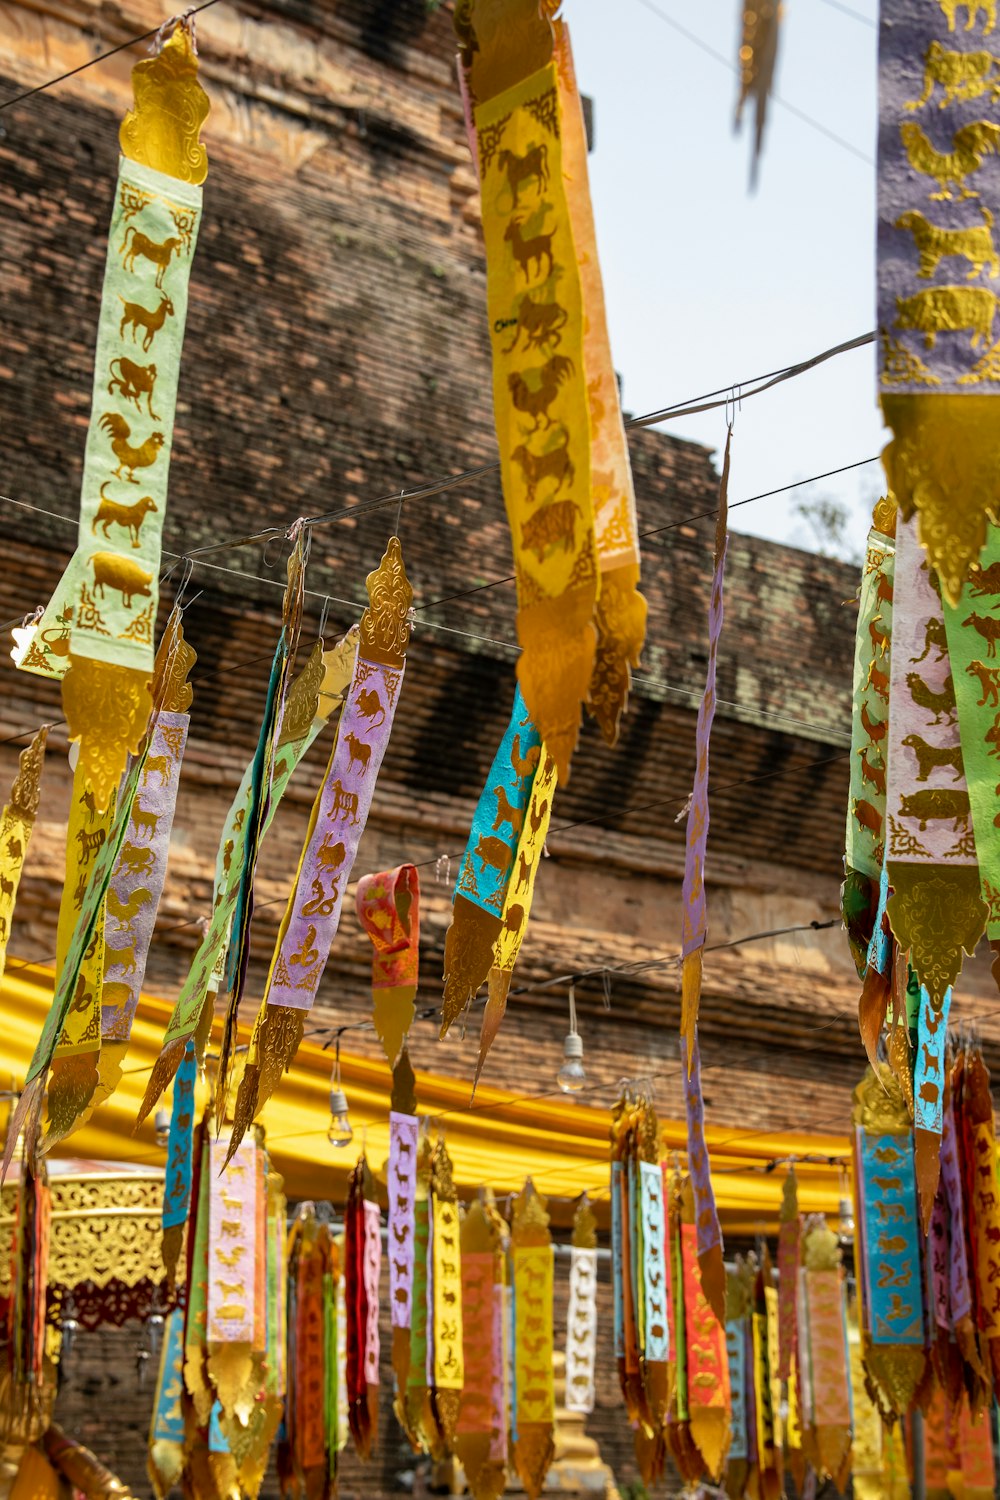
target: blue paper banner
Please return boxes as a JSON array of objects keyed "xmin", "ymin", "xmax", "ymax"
[
  {"xmin": 860, "ymin": 1129, "xmax": 923, "ymax": 1344},
  {"xmin": 162, "ymin": 1038, "xmax": 197, "ymax": 1230},
  {"xmin": 726, "ymin": 1317, "xmax": 748, "ymax": 1461},
  {"xmin": 453, "ymin": 686, "xmax": 541, "ymax": 915},
  {"xmin": 914, "ymin": 983, "xmax": 952, "ymax": 1137},
  {"xmin": 150, "ymin": 1306, "xmax": 185, "ymax": 1443}
]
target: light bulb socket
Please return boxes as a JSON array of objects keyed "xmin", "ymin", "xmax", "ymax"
[
  {"xmin": 153, "ymin": 1107, "xmax": 170, "ymax": 1148},
  {"xmin": 329, "ymin": 1086, "xmax": 349, "ymax": 1116},
  {"xmin": 563, "ymin": 1031, "xmax": 584, "ymax": 1060}
]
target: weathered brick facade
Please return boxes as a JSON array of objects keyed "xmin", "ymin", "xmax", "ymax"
[{"xmin": 1, "ymin": 1, "xmax": 998, "ymax": 1495}]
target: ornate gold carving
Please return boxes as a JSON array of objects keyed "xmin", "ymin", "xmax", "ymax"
[
  {"xmin": 63, "ymin": 657, "xmax": 152, "ymax": 813},
  {"xmin": 119, "ymin": 24, "xmax": 209, "ymax": 185},
  {"xmin": 43, "ymin": 1053, "xmax": 99, "ymax": 1152},
  {"xmin": 886, "ymin": 863, "xmax": 987, "ymax": 1005},
  {"xmin": 872, "ymin": 494, "xmax": 897, "ymax": 538},
  {"xmin": 462, "ymin": 1194, "xmax": 504, "ymax": 1255},
  {"xmin": 802, "ymin": 1216, "xmax": 841, "ymax": 1273},
  {"xmin": 0, "ymin": 1171, "xmax": 164, "ymax": 1300},
  {"xmin": 8, "ymin": 723, "xmax": 49, "ymax": 822},
  {"xmin": 852, "ymin": 1062, "xmax": 910, "ymax": 1134},
  {"xmin": 467, "ymin": 0, "xmax": 554, "ymax": 103},
  {"xmin": 277, "ymin": 643, "xmax": 324, "ymax": 748},
  {"xmin": 571, "ymin": 1194, "xmax": 597, "ymax": 1250},
  {"xmin": 391, "ymin": 1045, "xmax": 418, "ymax": 1116},
  {"xmin": 881, "ymin": 393, "xmax": 1000, "ymax": 605},
  {"xmin": 511, "ymin": 1178, "xmax": 549, "ymax": 1245},
  {"xmin": 151, "ymin": 609, "xmax": 196, "ymax": 713},
  {"xmin": 358, "ymin": 537, "xmax": 413, "ymax": 668}
]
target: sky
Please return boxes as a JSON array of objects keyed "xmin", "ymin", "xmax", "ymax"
[{"xmin": 567, "ymin": 0, "xmax": 882, "ymax": 560}]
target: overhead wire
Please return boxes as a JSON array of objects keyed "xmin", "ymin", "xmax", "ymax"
[{"xmin": 0, "ymin": 0, "xmax": 224, "ymax": 112}]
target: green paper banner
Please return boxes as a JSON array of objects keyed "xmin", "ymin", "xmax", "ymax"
[
  {"xmin": 17, "ymin": 159, "xmax": 201, "ymax": 679},
  {"xmin": 943, "ymin": 526, "xmax": 1000, "ymax": 937}
]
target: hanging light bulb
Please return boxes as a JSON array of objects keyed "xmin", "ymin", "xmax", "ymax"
[
  {"xmin": 327, "ymin": 1036, "xmax": 353, "ymax": 1148},
  {"xmin": 146, "ymin": 1288, "xmax": 165, "ymax": 1359},
  {"xmin": 557, "ymin": 983, "xmax": 586, "ymax": 1094},
  {"xmin": 154, "ymin": 1107, "xmax": 171, "ymax": 1148}
]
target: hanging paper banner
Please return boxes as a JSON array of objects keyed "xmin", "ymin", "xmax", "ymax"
[
  {"xmin": 356, "ymin": 863, "xmax": 420, "ymax": 1067},
  {"xmin": 680, "ymin": 1218, "xmax": 731, "ymax": 1481},
  {"xmin": 479, "ymin": 745, "xmax": 556, "ymax": 1088},
  {"xmin": 680, "ymin": 1032, "xmax": 726, "ymax": 1326},
  {"xmin": 345, "ymin": 1156, "xmax": 377, "ymax": 1460},
  {"xmin": 472, "ymin": 40, "xmax": 597, "ymax": 784},
  {"xmin": 564, "ymin": 1198, "xmax": 598, "ymax": 1416},
  {"xmin": 0, "ymin": 726, "xmax": 48, "ymax": 987},
  {"xmin": 680, "ymin": 430, "xmax": 731, "ymax": 1055},
  {"xmin": 551, "ymin": 19, "xmax": 646, "ymax": 744},
  {"xmin": 942, "ymin": 521, "xmax": 1000, "ymax": 936},
  {"xmin": 886, "ymin": 515, "xmax": 986, "ymax": 1003},
  {"xmin": 233, "ymin": 540, "xmax": 411, "ymax": 1150},
  {"xmin": 859, "ymin": 1129, "xmax": 922, "ymax": 1344},
  {"xmin": 207, "ymin": 1133, "xmax": 257, "ymax": 1345},
  {"xmin": 963, "ymin": 1044, "xmax": 1000, "ymax": 1397},
  {"xmin": 843, "ymin": 511, "xmax": 895, "ymax": 971},
  {"xmin": 137, "ymin": 632, "xmax": 352, "ymax": 1124},
  {"xmin": 14, "ymin": 25, "xmax": 208, "ymax": 808},
  {"xmin": 405, "ymin": 1134, "xmax": 433, "ymax": 1451},
  {"xmin": 510, "ymin": 1181, "xmax": 554, "ymax": 1500},
  {"xmin": 939, "ymin": 1065, "xmax": 976, "ymax": 1366},
  {"xmin": 725, "ymin": 1272, "xmax": 749, "ymax": 1469},
  {"xmin": 430, "ymin": 1140, "xmax": 464, "ymax": 1443},
  {"xmin": 442, "ymin": 685, "xmax": 542, "ymax": 1034},
  {"xmin": 387, "ymin": 1049, "xmax": 418, "ymax": 1429},
  {"xmin": 777, "ymin": 1169, "xmax": 799, "ymax": 1381},
  {"xmin": 363, "ymin": 1196, "xmax": 382, "ymax": 1396},
  {"xmin": 639, "ymin": 1161, "xmax": 668, "ymax": 1363},
  {"xmin": 799, "ymin": 1219, "xmax": 851, "ymax": 1487},
  {"xmin": 879, "ymin": 0, "xmax": 1000, "ymax": 604},
  {"xmin": 148, "ymin": 1305, "xmax": 185, "ymax": 1500},
  {"xmin": 457, "ymin": 1196, "xmax": 507, "ymax": 1500},
  {"xmin": 735, "ymin": 0, "xmax": 782, "ymax": 185},
  {"xmin": 160, "ymin": 1039, "xmax": 197, "ymax": 1286},
  {"xmin": 913, "ymin": 981, "xmax": 952, "ymax": 1231}
]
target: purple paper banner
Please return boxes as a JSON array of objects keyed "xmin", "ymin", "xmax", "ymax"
[
  {"xmin": 929, "ymin": 1179, "xmax": 950, "ymax": 1331},
  {"xmin": 681, "ymin": 436, "xmax": 730, "ymax": 960},
  {"xmin": 681, "ymin": 1032, "xmax": 722, "ymax": 1257},
  {"xmin": 388, "ymin": 1111, "xmax": 418, "ymax": 1330},
  {"xmin": 103, "ymin": 710, "xmax": 189, "ymax": 1042},
  {"xmin": 363, "ymin": 1198, "xmax": 381, "ymax": 1387},
  {"xmin": 879, "ymin": 0, "xmax": 1000, "ymax": 394},
  {"xmin": 266, "ymin": 654, "xmax": 404, "ymax": 1010},
  {"xmin": 941, "ymin": 1084, "xmax": 973, "ymax": 1325}
]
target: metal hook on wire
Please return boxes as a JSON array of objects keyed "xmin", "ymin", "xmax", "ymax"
[{"xmin": 394, "ymin": 488, "xmax": 405, "ymax": 538}]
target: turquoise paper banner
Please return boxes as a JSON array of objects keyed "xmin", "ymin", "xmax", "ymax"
[
  {"xmin": 150, "ymin": 1306, "xmax": 185, "ymax": 1443},
  {"xmin": 860, "ymin": 1129, "xmax": 923, "ymax": 1344},
  {"xmin": 453, "ymin": 686, "xmax": 542, "ymax": 916},
  {"xmin": 162, "ymin": 1039, "xmax": 196, "ymax": 1230},
  {"xmin": 726, "ymin": 1318, "xmax": 748, "ymax": 1461},
  {"xmin": 639, "ymin": 1160, "xmax": 668, "ymax": 1360}
]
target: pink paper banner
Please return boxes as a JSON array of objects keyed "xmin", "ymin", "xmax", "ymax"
[
  {"xmin": 103, "ymin": 710, "xmax": 189, "ymax": 1042},
  {"xmin": 363, "ymin": 1197, "xmax": 381, "ymax": 1386},
  {"xmin": 266, "ymin": 654, "xmax": 404, "ymax": 1011},
  {"xmin": 887, "ymin": 517, "xmax": 975, "ymax": 868},
  {"xmin": 388, "ymin": 1110, "xmax": 418, "ymax": 1329},
  {"xmin": 207, "ymin": 1134, "xmax": 257, "ymax": 1343},
  {"xmin": 457, "ymin": 1251, "xmax": 496, "ymax": 1435}
]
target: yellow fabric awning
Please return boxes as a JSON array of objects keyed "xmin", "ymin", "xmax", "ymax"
[{"xmin": 1, "ymin": 964, "xmax": 848, "ymax": 1233}]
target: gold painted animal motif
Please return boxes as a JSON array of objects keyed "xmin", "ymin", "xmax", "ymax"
[
  {"xmin": 510, "ymin": 734, "xmax": 541, "ymax": 780},
  {"xmin": 866, "ymin": 659, "xmax": 890, "ymax": 699},
  {"xmin": 474, "ymin": 833, "xmax": 514, "ymax": 881},
  {"xmin": 898, "ymin": 787, "xmax": 970, "ymax": 830},
  {"xmin": 899, "ymin": 120, "xmax": 1000, "ymax": 200},
  {"xmin": 355, "ymin": 687, "xmax": 385, "ymax": 728},
  {"xmin": 118, "ymin": 292, "xmax": 174, "ymax": 352},
  {"xmin": 967, "ymin": 657, "xmax": 1000, "ymax": 705},
  {"xmin": 907, "ymin": 40, "xmax": 1000, "ymax": 110},
  {"xmin": 858, "ymin": 746, "xmax": 887, "ymax": 796},
  {"xmin": 969, "ymin": 559, "xmax": 1000, "ymax": 594},
  {"xmin": 894, "ymin": 284, "xmax": 998, "ymax": 348},
  {"xmin": 502, "ymin": 292, "xmax": 568, "ymax": 354},
  {"xmin": 508, "ymin": 354, "xmax": 575, "ymax": 430},
  {"xmin": 143, "ymin": 753, "xmax": 171, "ymax": 786},
  {"xmin": 75, "ymin": 825, "xmax": 106, "ymax": 859},
  {"xmin": 511, "ymin": 435, "xmax": 575, "ymax": 504},
  {"xmin": 869, "ymin": 615, "xmax": 890, "ymax": 658},
  {"xmin": 853, "ymin": 798, "xmax": 883, "ymax": 839},
  {"xmin": 529, "ymin": 797, "xmax": 549, "ymax": 839},
  {"xmin": 106, "ymin": 886, "xmax": 152, "ymax": 929},
  {"xmin": 901, "ymin": 733, "xmax": 965, "ymax": 781},
  {"xmin": 98, "ymin": 412, "xmax": 164, "ymax": 483},
  {"xmin": 317, "ymin": 835, "xmax": 346, "ymax": 873},
  {"xmin": 520, "ymin": 498, "xmax": 582, "ymax": 560},
  {"xmin": 516, "ymin": 849, "xmax": 531, "ymax": 889},
  {"xmin": 92, "ymin": 483, "xmax": 158, "ymax": 549},
  {"xmin": 107, "ymin": 356, "xmax": 159, "ymax": 418},
  {"xmin": 302, "ymin": 876, "xmax": 337, "ymax": 918},
  {"xmin": 326, "ymin": 778, "xmax": 360, "ymax": 825},
  {"xmin": 119, "ymin": 841, "xmax": 154, "ymax": 878},
  {"xmin": 109, "ymin": 941, "xmax": 138, "ymax": 975},
  {"xmin": 344, "ymin": 730, "xmax": 371, "ymax": 775},
  {"xmin": 101, "ymin": 979, "xmax": 133, "ymax": 1013},
  {"xmin": 963, "ymin": 609, "xmax": 1000, "ymax": 656},
  {"xmin": 897, "ymin": 205, "xmax": 1000, "ymax": 281},
  {"xmin": 497, "ymin": 143, "xmax": 549, "ymax": 205},
  {"xmin": 289, "ymin": 924, "xmax": 320, "ymax": 967},
  {"xmin": 501, "ymin": 902, "xmax": 525, "ymax": 940},
  {"xmin": 6, "ymin": 836, "xmax": 21, "ymax": 861},
  {"xmin": 907, "ymin": 671, "xmax": 957, "ymax": 723},
  {"xmin": 131, "ymin": 806, "xmax": 161, "ymax": 840},
  {"xmin": 491, "ymin": 783, "xmax": 524, "ymax": 837},
  {"xmin": 504, "ymin": 217, "xmax": 554, "ymax": 280},
  {"xmin": 938, "ymin": 0, "xmax": 996, "ymax": 32},
  {"xmin": 120, "ymin": 226, "xmax": 183, "ymax": 288},
  {"xmin": 911, "ymin": 616, "xmax": 949, "ymax": 663},
  {"xmin": 985, "ymin": 711, "xmax": 1000, "ymax": 755},
  {"xmin": 861, "ymin": 700, "xmax": 887, "ymax": 750}
]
